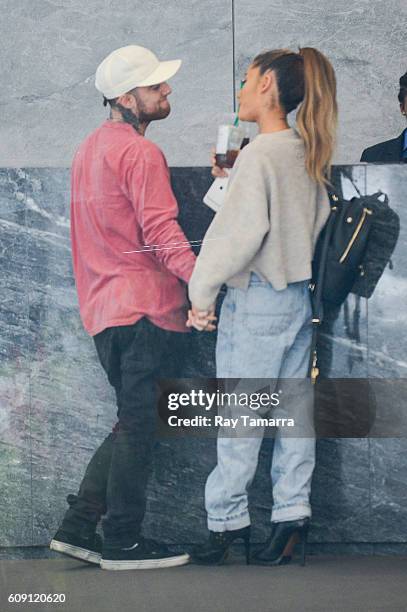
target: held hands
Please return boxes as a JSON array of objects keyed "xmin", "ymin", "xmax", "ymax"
[{"xmin": 186, "ymin": 305, "xmax": 217, "ymax": 332}]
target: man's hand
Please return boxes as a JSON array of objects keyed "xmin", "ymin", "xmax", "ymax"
[
  {"xmin": 210, "ymin": 147, "xmax": 229, "ymax": 179},
  {"xmin": 186, "ymin": 305, "xmax": 217, "ymax": 332}
]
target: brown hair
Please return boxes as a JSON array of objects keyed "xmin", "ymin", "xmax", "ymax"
[{"xmin": 252, "ymin": 47, "xmax": 338, "ymax": 186}]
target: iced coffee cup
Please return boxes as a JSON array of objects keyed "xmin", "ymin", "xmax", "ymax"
[{"xmin": 215, "ymin": 118, "xmax": 244, "ymax": 169}]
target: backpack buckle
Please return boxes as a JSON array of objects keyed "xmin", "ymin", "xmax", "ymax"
[{"xmin": 310, "ymin": 351, "xmax": 319, "ymax": 384}]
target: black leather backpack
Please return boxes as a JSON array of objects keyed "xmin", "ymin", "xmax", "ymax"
[{"xmin": 308, "ymin": 186, "xmax": 400, "ymax": 382}]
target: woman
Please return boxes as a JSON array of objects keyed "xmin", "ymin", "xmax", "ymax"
[
  {"xmin": 187, "ymin": 47, "xmax": 337, "ymax": 565},
  {"xmin": 361, "ymin": 71, "xmax": 407, "ymax": 162}
]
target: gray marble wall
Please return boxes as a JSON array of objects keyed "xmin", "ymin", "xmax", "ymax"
[
  {"xmin": 1, "ymin": 164, "xmax": 407, "ymax": 552},
  {"xmin": 0, "ymin": 1, "xmax": 405, "ymax": 167}
]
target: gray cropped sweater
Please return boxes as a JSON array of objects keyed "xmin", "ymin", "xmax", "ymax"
[{"xmin": 189, "ymin": 128, "xmax": 330, "ymax": 310}]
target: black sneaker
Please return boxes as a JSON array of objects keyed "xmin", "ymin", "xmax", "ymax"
[
  {"xmin": 100, "ymin": 537, "xmax": 190, "ymax": 570},
  {"xmin": 50, "ymin": 529, "xmax": 102, "ymax": 565}
]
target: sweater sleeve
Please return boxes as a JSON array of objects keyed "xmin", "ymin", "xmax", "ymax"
[
  {"xmin": 189, "ymin": 147, "xmax": 271, "ymax": 309},
  {"xmin": 125, "ymin": 145, "xmax": 196, "ymax": 283}
]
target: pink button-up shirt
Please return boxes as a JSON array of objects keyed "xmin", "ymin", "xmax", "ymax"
[{"xmin": 70, "ymin": 120, "xmax": 196, "ymax": 336}]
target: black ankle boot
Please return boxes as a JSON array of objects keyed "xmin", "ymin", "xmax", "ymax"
[
  {"xmin": 253, "ymin": 519, "xmax": 309, "ymax": 566},
  {"xmin": 192, "ymin": 526, "xmax": 251, "ymax": 565}
]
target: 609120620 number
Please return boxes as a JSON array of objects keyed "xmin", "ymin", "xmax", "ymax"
[{"xmin": 8, "ymin": 593, "xmax": 66, "ymax": 604}]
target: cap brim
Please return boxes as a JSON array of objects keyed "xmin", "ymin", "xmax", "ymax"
[{"xmin": 137, "ymin": 59, "xmax": 182, "ymax": 87}]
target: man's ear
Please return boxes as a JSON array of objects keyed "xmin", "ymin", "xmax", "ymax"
[
  {"xmin": 400, "ymin": 102, "xmax": 407, "ymax": 116},
  {"xmin": 117, "ymin": 92, "xmax": 138, "ymax": 111}
]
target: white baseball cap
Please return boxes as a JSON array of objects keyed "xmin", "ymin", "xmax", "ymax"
[{"xmin": 95, "ymin": 45, "xmax": 182, "ymax": 99}]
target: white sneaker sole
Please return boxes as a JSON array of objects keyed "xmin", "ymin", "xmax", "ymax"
[
  {"xmin": 100, "ymin": 553, "xmax": 190, "ymax": 571},
  {"xmin": 50, "ymin": 539, "xmax": 101, "ymax": 565}
]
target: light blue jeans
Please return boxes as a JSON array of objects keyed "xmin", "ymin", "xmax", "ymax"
[{"xmin": 206, "ymin": 273, "xmax": 315, "ymax": 531}]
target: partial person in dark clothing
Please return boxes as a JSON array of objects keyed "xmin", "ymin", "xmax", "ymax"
[{"xmin": 361, "ymin": 72, "xmax": 407, "ymax": 162}]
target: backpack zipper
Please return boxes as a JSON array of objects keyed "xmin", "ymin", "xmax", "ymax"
[{"xmin": 339, "ymin": 207, "xmax": 372, "ymax": 263}]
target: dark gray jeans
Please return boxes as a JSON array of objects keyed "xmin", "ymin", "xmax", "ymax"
[{"xmin": 61, "ymin": 317, "xmax": 186, "ymax": 547}]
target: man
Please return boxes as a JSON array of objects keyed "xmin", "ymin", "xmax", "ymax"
[
  {"xmin": 361, "ymin": 71, "xmax": 407, "ymax": 162},
  {"xmin": 50, "ymin": 45, "xmax": 197, "ymax": 570}
]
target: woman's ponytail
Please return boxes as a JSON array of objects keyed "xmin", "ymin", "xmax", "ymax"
[{"xmin": 296, "ymin": 47, "xmax": 338, "ymax": 186}]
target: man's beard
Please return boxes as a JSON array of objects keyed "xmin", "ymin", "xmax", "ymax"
[{"xmin": 116, "ymin": 95, "xmax": 170, "ymax": 133}]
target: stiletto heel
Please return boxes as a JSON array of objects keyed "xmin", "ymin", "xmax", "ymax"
[
  {"xmin": 300, "ymin": 525, "xmax": 308, "ymax": 566},
  {"xmin": 243, "ymin": 533, "xmax": 251, "ymax": 565},
  {"xmin": 193, "ymin": 526, "xmax": 251, "ymax": 565},
  {"xmin": 281, "ymin": 532, "xmax": 299, "ymax": 564},
  {"xmin": 253, "ymin": 519, "xmax": 309, "ymax": 566}
]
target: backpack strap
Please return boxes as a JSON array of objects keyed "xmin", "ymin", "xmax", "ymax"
[{"xmin": 308, "ymin": 193, "xmax": 339, "ymax": 383}]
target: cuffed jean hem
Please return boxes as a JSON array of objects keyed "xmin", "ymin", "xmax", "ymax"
[
  {"xmin": 207, "ymin": 512, "xmax": 251, "ymax": 532},
  {"xmin": 271, "ymin": 504, "xmax": 311, "ymax": 523}
]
